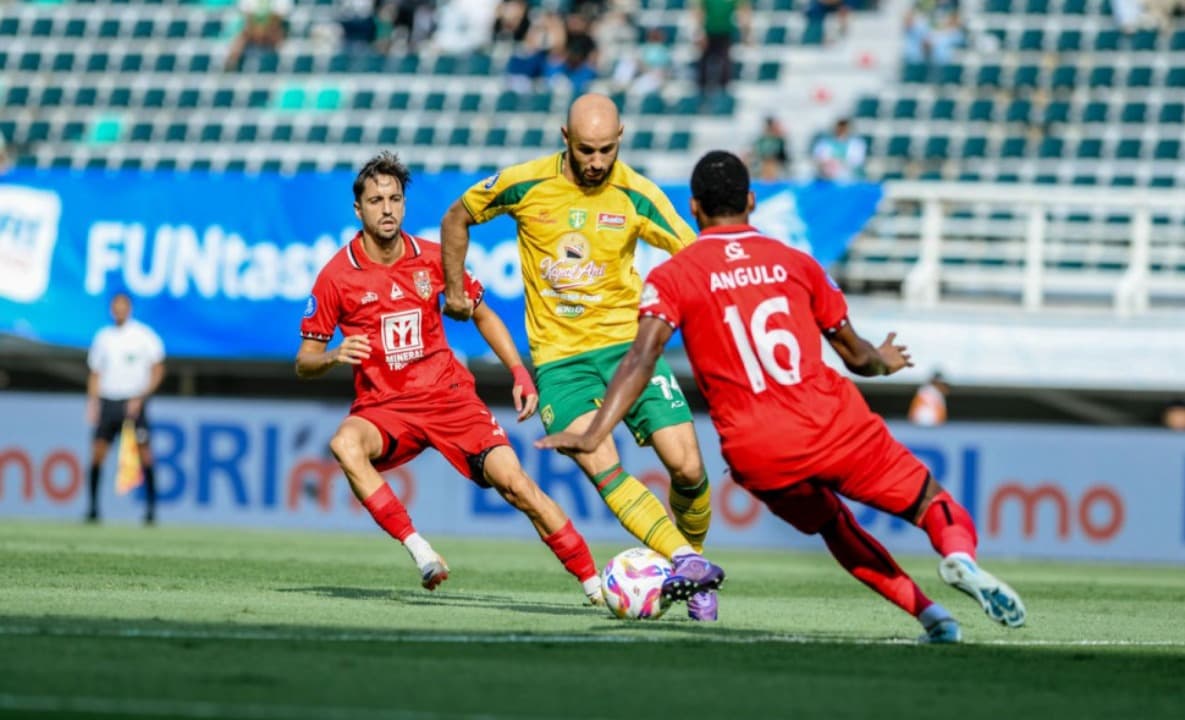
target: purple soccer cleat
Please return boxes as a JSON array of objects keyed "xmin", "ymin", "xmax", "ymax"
[
  {"xmin": 662, "ymin": 553, "xmax": 725, "ymax": 602},
  {"xmin": 687, "ymin": 590, "xmax": 718, "ymax": 621}
]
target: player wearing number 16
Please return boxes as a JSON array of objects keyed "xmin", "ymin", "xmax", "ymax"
[{"xmin": 538, "ymin": 151, "xmax": 1027, "ymax": 642}]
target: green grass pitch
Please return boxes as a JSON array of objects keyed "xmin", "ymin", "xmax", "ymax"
[{"xmin": 1, "ymin": 520, "xmax": 1183, "ymax": 719}]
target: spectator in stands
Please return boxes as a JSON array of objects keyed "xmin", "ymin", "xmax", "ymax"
[
  {"xmin": 903, "ymin": 0, "xmax": 963, "ymax": 66},
  {"xmin": 493, "ymin": 0, "xmax": 531, "ymax": 44},
  {"xmin": 545, "ymin": 11, "xmax": 599, "ymax": 94},
  {"xmin": 909, "ymin": 371, "xmax": 950, "ymax": 427},
  {"xmin": 610, "ymin": 26, "xmax": 673, "ymax": 94},
  {"xmin": 693, "ymin": 0, "xmax": 751, "ymax": 96},
  {"xmin": 1162, "ymin": 399, "xmax": 1185, "ymax": 431},
  {"xmin": 805, "ymin": 0, "xmax": 851, "ymax": 42},
  {"xmin": 337, "ymin": 0, "xmax": 380, "ymax": 52},
  {"xmin": 225, "ymin": 0, "xmax": 292, "ymax": 72},
  {"xmin": 385, "ymin": 0, "xmax": 436, "ymax": 51},
  {"xmin": 1145, "ymin": 0, "xmax": 1185, "ymax": 33},
  {"xmin": 434, "ymin": 0, "xmax": 498, "ymax": 55},
  {"xmin": 1111, "ymin": 0, "xmax": 1144, "ymax": 33},
  {"xmin": 747, "ymin": 116, "xmax": 791, "ymax": 181},
  {"xmin": 505, "ymin": 11, "xmax": 565, "ymax": 93},
  {"xmin": 0, "ymin": 129, "xmax": 10, "ymax": 174},
  {"xmin": 812, "ymin": 118, "xmax": 867, "ymax": 181}
]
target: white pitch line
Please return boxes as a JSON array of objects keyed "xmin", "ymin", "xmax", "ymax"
[
  {"xmin": 0, "ymin": 694, "xmax": 518, "ymax": 720},
  {"xmin": 1, "ymin": 624, "xmax": 1183, "ymax": 648}
]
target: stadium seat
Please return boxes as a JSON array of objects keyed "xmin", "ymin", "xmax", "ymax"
[
  {"xmin": 52, "ymin": 52, "xmax": 75, "ymax": 73},
  {"xmin": 342, "ymin": 125, "xmax": 363, "ymax": 144},
  {"xmin": 1172, "ymin": 29, "xmax": 1185, "ymax": 51},
  {"xmin": 640, "ymin": 94, "xmax": 665, "ymax": 115},
  {"xmin": 668, "ymin": 131, "xmax": 691, "ymax": 151},
  {"xmin": 154, "ymin": 55, "xmax": 176, "ymax": 73},
  {"xmin": 757, "ymin": 62, "xmax": 781, "ymax": 82},
  {"xmin": 1018, "ymin": 29, "xmax": 1044, "ymax": 51},
  {"xmin": 98, "ymin": 20, "xmax": 120, "ymax": 39},
  {"xmin": 1115, "ymin": 139, "xmax": 1141, "ymax": 159},
  {"xmin": 521, "ymin": 128, "xmax": 545, "ymax": 147},
  {"xmin": 709, "ymin": 94, "xmax": 736, "ymax": 115},
  {"xmin": 1076, "ymin": 138, "xmax": 1102, "ymax": 159},
  {"xmin": 937, "ymin": 64, "xmax": 963, "ymax": 86},
  {"xmin": 292, "ymin": 54, "xmax": 316, "ymax": 74},
  {"xmin": 1127, "ymin": 66, "xmax": 1153, "ymax": 88},
  {"xmin": 892, "ymin": 98, "xmax": 918, "ymax": 120},
  {"xmin": 1051, "ymin": 65, "xmax": 1077, "ymax": 90},
  {"xmin": 1056, "ymin": 30, "xmax": 1081, "ymax": 52},
  {"xmin": 314, "ymin": 87, "xmax": 342, "ymax": 110},
  {"xmin": 632, "ymin": 130, "xmax": 655, "ymax": 150},
  {"xmin": 495, "ymin": 91, "xmax": 518, "ymax": 113},
  {"xmin": 1121, "ymin": 103, "xmax": 1147, "ymax": 124},
  {"xmin": 459, "ymin": 93, "xmax": 482, "ymax": 112},
  {"xmin": 448, "ymin": 128, "xmax": 471, "ymax": 147},
  {"xmin": 986, "ymin": 0, "xmax": 1011, "ymax": 11},
  {"xmin": 165, "ymin": 123, "xmax": 188, "ymax": 142},
  {"xmin": 1150, "ymin": 176, "xmax": 1175, "ymax": 188},
  {"xmin": 1082, "ymin": 101, "xmax": 1108, "ymax": 123},
  {"xmin": 143, "ymin": 88, "xmax": 166, "ymax": 108},
  {"xmin": 1000, "ymin": 136, "xmax": 1027, "ymax": 158},
  {"xmin": 109, "ymin": 87, "xmax": 132, "ymax": 107},
  {"xmin": 1130, "ymin": 29, "xmax": 1158, "ymax": 51},
  {"xmin": 62, "ymin": 121, "xmax": 85, "ymax": 142},
  {"xmin": 0, "ymin": 18, "xmax": 19, "ymax": 36},
  {"xmin": 1110, "ymin": 175, "xmax": 1137, "ymax": 187},
  {"xmin": 976, "ymin": 65, "xmax": 1002, "ymax": 88},
  {"xmin": 1005, "ymin": 99, "xmax": 1032, "ymax": 123},
  {"xmin": 200, "ymin": 124, "xmax": 224, "ymax": 143},
  {"xmin": 178, "ymin": 89, "xmax": 201, "ymax": 109},
  {"xmin": 1063, "ymin": 0, "xmax": 1087, "ymax": 13},
  {"xmin": 526, "ymin": 92, "xmax": 552, "ymax": 113},
  {"xmin": 1159, "ymin": 103, "xmax": 1184, "ymax": 124},
  {"xmin": 1154, "ymin": 139, "xmax": 1181, "ymax": 160},
  {"xmin": 5, "ymin": 86, "xmax": 30, "ymax": 107},
  {"xmin": 19, "ymin": 52, "xmax": 42, "ymax": 72},
  {"xmin": 40, "ymin": 87, "xmax": 64, "ymax": 108},
  {"xmin": 271, "ymin": 124, "xmax": 293, "ymax": 142},
  {"xmin": 190, "ymin": 54, "xmax": 214, "ymax": 73},
  {"xmin": 378, "ymin": 126, "xmax": 399, "ymax": 144},
  {"xmin": 31, "ymin": 18, "xmax": 54, "ymax": 37},
  {"xmin": 387, "ymin": 91, "xmax": 410, "ymax": 110},
  {"xmin": 1043, "ymin": 100, "xmax": 1070, "ymax": 124},
  {"xmin": 968, "ymin": 98, "xmax": 994, "ymax": 122},
  {"xmin": 924, "ymin": 136, "xmax": 949, "ymax": 160},
  {"xmin": 854, "ymin": 96, "xmax": 879, "ymax": 119},
  {"xmin": 961, "ymin": 136, "xmax": 987, "ymax": 158},
  {"xmin": 465, "ymin": 52, "xmax": 492, "ymax": 76},
  {"xmin": 212, "ymin": 89, "xmax": 235, "ymax": 108},
  {"xmin": 1167, "ymin": 68, "xmax": 1185, "ymax": 88},
  {"xmin": 886, "ymin": 135, "xmax": 911, "ymax": 158},
  {"xmin": 433, "ymin": 55, "xmax": 458, "ymax": 76},
  {"xmin": 305, "ymin": 125, "xmax": 329, "ymax": 143},
  {"xmin": 1094, "ymin": 30, "xmax": 1121, "ymax": 51},
  {"xmin": 902, "ymin": 64, "xmax": 928, "ymax": 84},
  {"xmin": 930, "ymin": 98, "xmax": 956, "ymax": 121},
  {"xmin": 75, "ymin": 87, "xmax": 98, "ymax": 107},
  {"xmin": 247, "ymin": 89, "xmax": 271, "ymax": 109},
  {"xmin": 486, "ymin": 127, "xmax": 508, "ymax": 147},
  {"xmin": 235, "ymin": 125, "xmax": 258, "ymax": 142}
]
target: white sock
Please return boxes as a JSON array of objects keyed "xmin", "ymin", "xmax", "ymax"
[
  {"xmin": 581, "ymin": 576, "xmax": 602, "ymax": 598},
  {"xmin": 671, "ymin": 544, "xmax": 697, "ymax": 559},
  {"xmin": 919, "ymin": 602, "xmax": 954, "ymax": 630},
  {"xmin": 403, "ymin": 532, "xmax": 437, "ymax": 569},
  {"xmin": 946, "ymin": 551, "xmax": 975, "ymax": 565}
]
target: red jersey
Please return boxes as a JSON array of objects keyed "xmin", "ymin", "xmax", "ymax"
[
  {"xmin": 301, "ymin": 232, "xmax": 484, "ymax": 411},
  {"xmin": 641, "ymin": 224, "xmax": 869, "ymax": 488}
]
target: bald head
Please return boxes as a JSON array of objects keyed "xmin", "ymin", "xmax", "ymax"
[{"xmin": 562, "ymin": 94, "xmax": 623, "ymax": 188}]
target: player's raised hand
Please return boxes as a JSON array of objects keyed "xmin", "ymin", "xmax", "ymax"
[
  {"xmin": 877, "ymin": 332, "xmax": 914, "ymax": 375},
  {"xmin": 510, "ymin": 365, "xmax": 539, "ymax": 421},
  {"xmin": 443, "ymin": 292, "xmax": 475, "ymax": 321},
  {"xmin": 335, "ymin": 335, "xmax": 371, "ymax": 365},
  {"xmin": 535, "ymin": 431, "xmax": 596, "ymax": 455}
]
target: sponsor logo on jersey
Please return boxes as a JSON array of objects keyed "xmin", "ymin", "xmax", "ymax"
[
  {"xmin": 555, "ymin": 303, "xmax": 585, "ymax": 317},
  {"xmin": 381, "ymin": 309, "xmax": 424, "ymax": 369},
  {"xmin": 482, "ymin": 173, "xmax": 500, "ymax": 190},
  {"xmin": 534, "ymin": 210, "xmax": 556, "ymax": 225},
  {"xmin": 361, "ymin": 291, "xmax": 379, "ymax": 305},
  {"xmin": 413, "ymin": 270, "xmax": 432, "ymax": 300},
  {"xmin": 568, "ymin": 209, "xmax": 587, "ymax": 229},
  {"xmin": 724, "ymin": 241, "xmax": 750, "ymax": 262},
  {"xmin": 539, "ymin": 233, "xmax": 606, "ymax": 290},
  {"xmin": 389, "ymin": 282, "xmax": 403, "ymax": 300},
  {"xmin": 596, "ymin": 212, "xmax": 626, "ymax": 230},
  {"xmin": 303, "ymin": 295, "xmax": 317, "ymax": 318},
  {"xmin": 640, "ymin": 282, "xmax": 659, "ymax": 308}
]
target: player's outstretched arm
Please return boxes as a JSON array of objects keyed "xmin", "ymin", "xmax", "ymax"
[
  {"xmin": 537, "ymin": 317, "xmax": 674, "ymax": 453},
  {"xmin": 440, "ymin": 200, "xmax": 478, "ymax": 321},
  {"xmin": 472, "ymin": 303, "xmax": 538, "ymax": 421},
  {"xmin": 826, "ymin": 323, "xmax": 913, "ymax": 377},
  {"xmin": 294, "ymin": 336, "xmax": 371, "ymax": 379}
]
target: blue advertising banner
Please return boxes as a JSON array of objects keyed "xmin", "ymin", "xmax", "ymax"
[{"xmin": 0, "ymin": 169, "xmax": 881, "ymax": 359}]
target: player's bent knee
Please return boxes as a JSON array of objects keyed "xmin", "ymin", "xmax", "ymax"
[{"xmin": 328, "ymin": 431, "xmax": 367, "ymax": 468}]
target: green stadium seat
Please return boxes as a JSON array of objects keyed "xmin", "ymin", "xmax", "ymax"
[
  {"xmin": 225, "ymin": 160, "xmax": 247, "ymax": 172},
  {"xmin": 62, "ymin": 121, "xmax": 85, "ymax": 142},
  {"xmin": 260, "ymin": 160, "xmax": 282, "ymax": 173},
  {"xmin": 1094, "ymin": 30, "xmax": 1121, "ymax": 51},
  {"xmin": 212, "ymin": 89, "xmax": 235, "ymax": 108},
  {"xmin": 668, "ymin": 131, "xmax": 691, "ymax": 151},
  {"xmin": 902, "ymin": 64, "xmax": 928, "ymax": 84},
  {"xmin": 328, "ymin": 54, "xmax": 351, "ymax": 73},
  {"xmin": 923, "ymin": 136, "xmax": 949, "ymax": 159},
  {"xmin": 132, "ymin": 19, "xmax": 154, "ymax": 38},
  {"xmin": 1026, "ymin": 0, "xmax": 1049, "ymax": 12},
  {"xmin": 1121, "ymin": 103, "xmax": 1147, "ymax": 124},
  {"xmin": 378, "ymin": 127, "xmax": 399, "ymax": 144},
  {"xmin": 1110, "ymin": 176, "xmax": 1136, "ymax": 187},
  {"xmin": 996, "ymin": 173, "xmax": 1021, "ymax": 184},
  {"xmin": 1050, "ymin": 65, "xmax": 1077, "ymax": 90},
  {"xmin": 109, "ymin": 87, "xmax": 132, "ymax": 107},
  {"xmin": 424, "ymin": 92, "xmax": 447, "ymax": 111},
  {"xmin": 1082, "ymin": 101, "xmax": 1108, "ymax": 123},
  {"xmin": 1072, "ymin": 175, "xmax": 1098, "ymax": 186},
  {"xmin": 757, "ymin": 61, "xmax": 780, "ymax": 82},
  {"xmin": 854, "ymin": 96, "xmax": 879, "ymax": 119},
  {"xmin": 120, "ymin": 53, "xmax": 144, "ymax": 73},
  {"xmin": 1115, "ymin": 139, "xmax": 1141, "ymax": 159},
  {"xmin": 459, "ymin": 93, "xmax": 481, "ymax": 112},
  {"xmin": 154, "ymin": 55, "xmax": 176, "ymax": 73},
  {"xmin": 40, "ymin": 87, "xmax": 63, "ymax": 107},
  {"xmin": 351, "ymin": 90, "xmax": 374, "ymax": 109},
  {"xmin": 26, "ymin": 122, "xmax": 50, "ymax": 144},
  {"xmin": 1154, "ymin": 140, "xmax": 1180, "ymax": 159},
  {"xmin": 1056, "ymin": 30, "xmax": 1081, "ymax": 52},
  {"xmin": 191, "ymin": 160, "xmax": 214, "ymax": 172},
  {"xmin": 189, "ymin": 54, "xmax": 213, "ymax": 72},
  {"xmin": 75, "ymin": 87, "xmax": 98, "ymax": 107},
  {"xmin": 986, "ymin": 0, "xmax": 1011, "ymax": 11},
  {"xmin": 52, "ymin": 52, "xmax": 75, "ymax": 72},
  {"xmin": 976, "ymin": 65, "xmax": 1002, "ymax": 88},
  {"xmin": 314, "ymin": 87, "xmax": 341, "ymax": 110},
  {"xmin": 1076, "ymin": 138, "xmax": 1102, "ymax": 158},
  {"xmin": 433, "ymin": 55, "xmax": 459, "ymax": 75},
  {"xmin": 1167, "ymin": 68, "xmax": 1185, "ymax": 88},
  {"xmin": 1172, "ymin": 29, "xmax": 1185, "ymax": 51},
  {"xmin": 1005, "ymin": 99, "xmax": 1032, "ymax": 123},
  {"xmin": 178, "ymin": 88, "xmax": 201, "ymax": 109},
  {"xmin": 235, "ymin": 125, "xmax": 257, "ymax": 142},
  {"xmin": 85, "ymin": 158, "xmax": 110, "ymax": 171},
  {"xmin": 968, "ymin": 98, "xmax": 994, "ymax": 122},
  {"xmin": 31, "ymin": 18, "xmax": 54, "ymax": 37},
  {"xmin": 465, "ymin": 52, "xmax": 492, "ymax": 76},
  {"xmin": 527, "ymin": 92, "xmax": 552, "ymax": 113},
  {"xmin": 157, "ymin": 159, "xmax": 179, "ymax": 172},
  {"xmin": 892, "ymin": 98, "xmax": 918, "ymax": 119},
  {"xmin": 1063, "ymin": 0, "xmax": 1087, "ymax": 13},
  {"xmin": 20, "ymin": 52, "xmax": 42, "ymax": 72},
  {"xmin": 165, "ymin": 123, "xmax": 188, "ymax": 142},
  {"xmin": 671, "ymin": 96, "xmax": 700, "ymax": 115},
  {"xmin": 930, "ymin": 98, "xmax": 956, "ymax": 121},
  {"xmin": 98, "ymin": 20, "xmax": 120, "ymax": 38},
  {"xmin": 394, "ymin": 55, "xmax": 420, "ymax": 74},
  {"xmin": 1125, "ymin": 67, "xmax": 1154, "ymax": 89},
  {"xmin": 5, "ymin": 86, "xmax": 29, "ymax": 107},
  {"xmin": 0, "ymin": 18, "xmax": 19, "ymax": 35},
  {"xmin": 121, "ymin": 158, "xmax": 144, "ymax": 171},
  {"xmin": 961, "ymin": 136, "xmax": 987, "ymax": 158},
  {"xmin": 1018, "ymin": 29, "xmax": 1044, "ymax": 51},
  {"xmin": 631, "ymin": 130, "xmax": 655, "ymax": 150},
  {"xmin": 166, "ymin": 19, "xmax": 187, "ymax": 38},
  {"xmin": 200, "ymin": 124, "xmax": 224, "ymax": 143},
  {"xmin": 640, "ymin": 94, "xmax": 665, "ymax": 114},
  {"xmin": 292, "ymin": 54, "xmax": 315, "ymax": 74},
  {"xmin": 937, "ymin": 64, "xmax": 963, "ymax": 86},
  {"xmin": 764, "ymin": 26, "xmax": 787, "ymax": 45},
  {"xmin": 50, "ymin": 155, "xmax": 73, "ymax": 170},
  {"xmin": 1159, "ymin": 103, "xmax": 1184, "ymax": 124},
  {"xmin": 1013, "ymin": 65, "xmax": 1040, "ymax": 89},
  {"xmin": 1130, "ymin": 29, "xmax": 1158, "ymax": 51},
  {"xmin": 1150, "ymin": 176, "xmax": 1175, "ymax": 188},
  {"xmin": 448, "ymin": 128, "xmax": 471, "ymax": 147},
  {"xmin": 200, "ymin": 19, "xmax": 222, "ymax": 39},
  {"xmin": 1043, "ymin": 100, "xmax": 1069, "ymax": 124},
  {"xmin": 802, "ymin": 21, "xmax": 824, "ymax": 45},
  {"xmin": 307, "ymin": 125, "xmax": 329, "ymax": 143},
  {"xmin": 1038, "ymin": 136, "xmax": 1066, "ymax": 157},
  {"xmin": 271, "ymin": 124, "xmax": 294, "ymax": 142},
  {"xmin": 246, "ymin": 89, "xmax": 270, "ymax": 108},
  {"xmin": 414, "ymin": 127, "xmax": 438, "ymax": 145},
  {"xmin": 1035, "ymin": 174, "xmax": 1058, "ymax": 185},
  {"xmin": 709, "ymin": 94, "xmax": 735, "ymax": 116},
  {"xmin": 521, "ymin": 128, "xmax": 545, "ymax": 147},
  {"xmin": 1000, "ymin": 136, "xmax": 1027, "ymax": 158},
  {"xmin": 886, "ymin": 135, "xmax": 911, "ymax": 158},
  {"xmin": 486, "ymin": 127, "xmax": 508, "ymax": 147},
  {"xmin": 142, "ymin": 88, "xmax": 166, "ymax": 108},
  {"xmin": 495, "ymin": 91, "xmax": 518, "ymax": 113}
]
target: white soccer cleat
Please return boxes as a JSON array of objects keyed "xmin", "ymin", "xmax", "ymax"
[
  {"xmin": 582, "ymin": 576, "xmax": 605, "ymax": 606},
  {"xmin": 918, "ymin": 618, "xmax": 963, "ymax": 644},
  {"xmin": 420, "ymin": 555, "xmax": 450, "ymax": 591},
  {"xmin": 939, "ymin": 553, "xmax": 1026, "ymax": 628}
]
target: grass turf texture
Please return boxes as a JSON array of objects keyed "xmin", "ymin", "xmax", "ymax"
[{"xmin": 1, "ymin": 521, "xmax": 1183, "ymax": 719}]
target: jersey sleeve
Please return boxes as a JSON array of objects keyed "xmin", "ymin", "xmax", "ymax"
[
  {"xmin": 146, "ymin": 325, "xmax": 165, "ymax": 362},
  {"xmin": 630, "ymin": 178, "xmax": 697, "ymax": 255},
  {"xmin": 638, "ymin": 261, "xmax": 683, "ymax": 329},
  {"xmin": 87, "ymin": 331, "xmax": 105, "ymax": 373},
  {"xmin": 300, "ymin": 268, "xmax": 341, "ymax": 342},
  {"xmin": 464, "ymin": 269, "xmax": 485, "ymax": 309},
  {"xmin": 804, "ymin": 256, "xmax": 849, "ymax": 334},
  {"xmin": 460, "ymin": 164, "xmax": 534, "ymax": 224}
]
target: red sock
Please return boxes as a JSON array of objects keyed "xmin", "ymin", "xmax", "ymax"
[
  {"xmin": 543, "ymin": 520, "xmax": 598, "ymax": 582},
  {"xmin": 361, "ymin": 484, "xmax": 415, "ymax": 542},
  {"xmin": 821, "ymin": 504, "xmax": 932, "ymax": 618},
  {"xmin": 918, "ymin": 491, "xmax": 978, "ymax": 558}
]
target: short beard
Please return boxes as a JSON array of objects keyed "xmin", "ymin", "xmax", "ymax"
[
  {"xmin": 568, "ymin": 153, "xmax": 615, "ymax": 188},
  {"xmin": 369, "ymin": 223, "xmax": 401, "ymax": 245}
]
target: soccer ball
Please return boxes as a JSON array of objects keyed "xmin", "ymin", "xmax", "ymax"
[{"xmin": 601, "ymin": 547, "xmax": 673, "ymax": 620}]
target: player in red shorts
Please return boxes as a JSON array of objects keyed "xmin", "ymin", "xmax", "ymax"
[
  {"xmin": 297, "ymin": 152, "xmax": 601, "ymax": 603},
  {"xmin": 539, "ymin": 151, "xmax": 1027, "ymax": 641}
]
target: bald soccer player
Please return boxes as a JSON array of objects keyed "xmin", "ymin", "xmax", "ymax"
[{"xmin": 439, "ymin": 94, "xmax": 725, "ymax": 620}]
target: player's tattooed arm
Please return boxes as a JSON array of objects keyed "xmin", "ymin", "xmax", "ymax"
[
  {"xmin": 825, "ymin": 322, "xmax": 913, "ymax": 377},
  {"xmin": 295, "ymin": 336, "xmax": 371, "ymax": 379}
]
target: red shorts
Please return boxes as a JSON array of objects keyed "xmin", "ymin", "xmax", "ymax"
[
  {"xmin": 725, "ymin": 401, "xmax": 929, "ymax": 530},
  {"xmin": 352, "ymin": 390, "xmax": 510, "ymax": 484}
]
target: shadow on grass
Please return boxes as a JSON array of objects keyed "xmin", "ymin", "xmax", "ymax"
[{"xmin": 276, "ymin": 585, "xmax": 597, "ymax": 616}]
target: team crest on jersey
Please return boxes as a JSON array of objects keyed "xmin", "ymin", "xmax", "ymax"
[
  {"xmin": 303, "ymin": 295, "xmax": 317, "ymax": 318},
  {"xmin": 541, "ymin": 405, "xmax": 555, "ymax": 429},
  {"xmin": 361, "ymin": 291, "xmax": 379, "ymax": 305},
  {"xmin": 390, "ymin": 282, "xmax": 403, "ymax": 300},
  {"xmin": 413, "ymin": 270, "xmax": 433, "ymax": 300},
  {"xmin": 568, "ymin": 209, "xmax": 587, "ymax": 229},
  {"xmin": 596, "ymin": 212, "xmax": 626, "ymax": 230}
]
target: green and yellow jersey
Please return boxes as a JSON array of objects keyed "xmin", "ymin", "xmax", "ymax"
[{"xmin": 461, "ymin": 152, "xmax": 696, "ymax": 367}]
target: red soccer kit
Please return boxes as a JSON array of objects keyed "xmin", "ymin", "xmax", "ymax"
[
  {"xmin": 640, "ymin": 224, "xmax": 928, "ymax": 516},
  {"xmin": 301, "ymin": 231, "xmax": 509, "ymax": 481}
]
